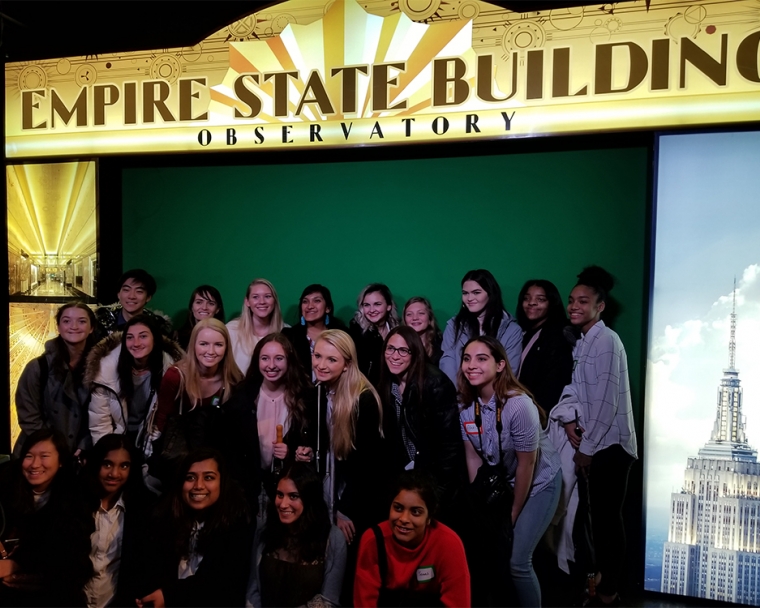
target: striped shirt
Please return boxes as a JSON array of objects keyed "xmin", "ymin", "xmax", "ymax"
[
  {"xmin": 571, "ymin": 321, "xmax": 637, "ymax": 458},
  {"xmin": 460, "ymin": 393, "xmax": 561, "ymax": 496}
]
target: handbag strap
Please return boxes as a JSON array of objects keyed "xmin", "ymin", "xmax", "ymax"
[
  {"xmin": 475, "ymin": 399, "xmax": 504, "ymax": 464},
  {"xmin": 372, "ymin": 525, "xmax": 389, "ymax": 589}
]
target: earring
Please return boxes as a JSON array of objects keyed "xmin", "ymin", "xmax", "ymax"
[
  {"xmin": 325, "ymin": 314, "xmax": 330, "ymax": 325},
  {"xmin": 300, "ymin": 316, "xmax": 306, "ymax": 326}
]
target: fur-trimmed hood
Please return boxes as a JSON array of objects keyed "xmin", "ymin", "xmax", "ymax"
[{"xmin": 84, "ymin": 332, "xmax": 184, "ymax": 391}]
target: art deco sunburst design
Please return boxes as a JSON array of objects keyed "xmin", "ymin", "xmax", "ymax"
[{"xmin": 209, "ymin": 0, "xmax": 476, "ymax": 122}]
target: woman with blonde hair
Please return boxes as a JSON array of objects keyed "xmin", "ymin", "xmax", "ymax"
[
  {"xmin": 308, "ymin": 329, "xmax": 387, "ymax": 604},
  {"xmin": 348, "ymin": 283, "xmax": 400, "ymax": 387},
  {"xmin": 227, "ymin": 278, "xmax": 287, "ymax": 374},
  {"xmin": 147, "ymin": 319, "xmax": 243, "ymax": 478},
  {"xmin": 402, "ymin": 296, "xmax": 443, "ymax": 365}
]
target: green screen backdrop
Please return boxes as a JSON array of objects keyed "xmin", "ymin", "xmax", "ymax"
[{"xmin": 122, "ymin": 147, "xmax": 649, "ymax": 402}]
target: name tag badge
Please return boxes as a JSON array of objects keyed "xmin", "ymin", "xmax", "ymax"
[
  {"xmin": 464, "ymin": 421, "xmax": 479, "ymax": 435},
  {"xmin": 416, "ymin": 566, "xmax": 435, "ymax": 583}
]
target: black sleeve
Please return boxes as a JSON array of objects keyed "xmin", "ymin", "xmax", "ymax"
[{"xmin": 161, "ymin": 522, "xmax": 253, "ymax": 607}]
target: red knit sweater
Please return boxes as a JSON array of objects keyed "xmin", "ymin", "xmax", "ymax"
[{"xmin": 354, "ymin": 520, "xmax": 471, "ymax": 607}]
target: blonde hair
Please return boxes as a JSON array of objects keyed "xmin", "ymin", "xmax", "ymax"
[
  {"xmin": 402, "ymin": 296, "xmax": 441, "ymax": 359},
  {"xmin": 177, "ymin": 318, "xmax": 243, "ymax": 408},
  {"xmin": 234, "ymin": 278, "xmax": 285, "ymax": 350},
  {"xmin": 316, "ymin": 329, "xmax": 383, "ymax": 459},
  {"xmin": 352, "ymin": 283, "xmax": 400, "ymax": 333}
]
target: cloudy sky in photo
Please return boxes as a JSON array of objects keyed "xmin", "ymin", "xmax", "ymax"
[{"xmin": 644, "ymin": 130, "xmax": 760, "ymax": 532}]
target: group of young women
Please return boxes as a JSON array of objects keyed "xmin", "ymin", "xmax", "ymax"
[{"xmin": 5, "ymin": 266, "xmax": 637, "ymax": 607}]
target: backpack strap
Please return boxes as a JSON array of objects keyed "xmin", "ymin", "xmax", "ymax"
[
  {"xmin": 372, "ymin": 525, "xmax": 388, "ymax": 590},
  {"xmin": 37, "ymin": 354, "xmax": 49, "ymax": 422}
]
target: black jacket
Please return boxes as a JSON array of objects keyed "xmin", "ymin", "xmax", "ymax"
[
  {"xmin": 282, "ymin": 317, "xmax": 348, "ymax": 375},
  {"xmin": 313, "ymin": 386, "xmax": 388, "ymax": 533},
  {"xmin": 348, "ymin": 320, "xmax": 384, "ymax": 387},
  {"xmin": 381, "ymin": 364, "xmax": 467, "ymax": 520},
  {"xmin": 518, "ymin": 320, "xmax": 574, "ymax": 414}
]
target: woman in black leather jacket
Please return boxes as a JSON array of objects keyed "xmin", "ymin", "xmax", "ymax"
[{"xmin": 377, "ymin": 326, "xmax": 467, "ymax": 524}]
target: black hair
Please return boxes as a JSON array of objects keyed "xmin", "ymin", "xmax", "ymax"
[
  {"xmin": 175, "ymin": 285, "xmax": 225, "ymax": 350},
  {"xmin": 299, "ymin": 284, "xmax": 334, "ymax": 316},
  {"xmin": 170, "ymin": 448, "xmax": 249, "ymax": 558},
  {"xmin": 84, "ymin": 434, "xmax": 150, "ymax": 512},
  {"xmin": 117, "ymin": 314, "xmax": 165, "ymax": 402},
  {"xmin": 263, "ymin": 462, "xmax": 331, "ymax": 563},
  {"xmin": 117, "ymin": 269, "xmax": 157, "ymax": 297},
  {"xmin": 575, "ymin": 265, "xmax": 615, "ymax": 304},
  {"xmin": 10, "ymin": 429, "xmax": 73, "ymax": 517},
  {"xmin": 378, "ymin": 326, "xmax": 427, "ymax": 409},
  {"xmin": 515, "ymin": 279, "xmax": 568, "ymax": 330},
  {"xmin": 454, "ymin": 269, "xmax": 506, "ymax": 340},
  {"xmin": 391, "ymin": 470, "xmax": 439, "ymax": 519}
]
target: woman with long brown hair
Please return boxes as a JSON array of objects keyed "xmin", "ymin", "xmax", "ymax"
[{"xmin": 459, "ymin": 336, "xmax": 561, "ymax": 607}]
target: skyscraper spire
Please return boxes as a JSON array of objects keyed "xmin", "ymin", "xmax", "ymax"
[
  {"xmin": 729, "ymin": 277, "xmax": 737, "ymax": 371},
  {"xmin": 698, "ymin": 277, "xmax": 756, "ymax": 461}
]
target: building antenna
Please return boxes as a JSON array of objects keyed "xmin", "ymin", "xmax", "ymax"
[{"xmin": 729, "ymin": 276, "xmax": 737, "ymax": 370}]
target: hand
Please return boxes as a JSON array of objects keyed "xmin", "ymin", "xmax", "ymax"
[
  {"xmin": 336, "ymin": 512, "xmax": 355, "ymax": 544},
  {"xmin": 564, "ymin": 422, "xmax": 583, "ymax": 449},
  {"xmin": 137, "ymin": 589, "xmax": 165, "ymax": 608},
  {"xmin": 272, "ymin": 442, "xmax": 288, "ymax": 460},
  {"xmin": 295, "ymin": 446, "xmax": 313, "ymax": 462},
  {"xmin": 573, "ymin": 451, "xmax": 593, "ymax": 478},
  {"xmin": 0, "ymin": 559, "xmax": 18, "ymax": 579}
]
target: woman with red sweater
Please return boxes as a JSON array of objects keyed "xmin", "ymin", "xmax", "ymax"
[{"xmin": 354, "ymin": 471, "xmax": 471, "ymax": 607}]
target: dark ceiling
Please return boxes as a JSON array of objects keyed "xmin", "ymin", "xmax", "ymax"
[{"xmin": 0, "ymin": 1, "xmax": 635, "ymax": 62}]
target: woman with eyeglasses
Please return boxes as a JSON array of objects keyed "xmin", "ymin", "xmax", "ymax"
[{"xmin": 377, "ymin": 327, "xmax": 466, "ymax": 523}]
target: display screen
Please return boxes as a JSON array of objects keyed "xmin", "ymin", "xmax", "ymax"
[{"xmin": 644, "ymin": 130, "xmax": 760, "ymax": 605}]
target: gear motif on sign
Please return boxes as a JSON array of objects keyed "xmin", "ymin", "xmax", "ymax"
[
  {"xmin": 665, "ymin": 12, "xmax": 701, "ymax": 41},
  {"xmin": 150, "ymin": 55, "xmax": 181, "ymax": 83},
  {"xmin": 227, "ymin": 15, "xmax": 257, "ymax": 40},
  {"xmin": 19, "ymin": 65, "xmax": 47, "ymax": 90},
  {"xmin": 458, "ymin": 1, "xmax": 480, "ymax": 21},
  {"xmin": 502, "ymin": 21, "xmax": 546, "ymax": 53},
  {"xmin": 399, "ymin": 0, "xmax": 442, "ymax": 22},
  {"xmin": 273, "ymin": 14, "xmax": 297, "ymax": 32},
  {"xmin": 75, "ymin": 64, "xmax": 97, "ymax": 86}
]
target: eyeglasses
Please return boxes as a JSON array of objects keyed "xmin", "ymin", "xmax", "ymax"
[{"xmin": 385, "ymin": 345, "xmax": 412, "ymax": 357}]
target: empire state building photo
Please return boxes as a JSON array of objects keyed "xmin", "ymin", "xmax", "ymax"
[{"xmin": 661, "ymin": 286, "xmax": 760, "ymax": 605}]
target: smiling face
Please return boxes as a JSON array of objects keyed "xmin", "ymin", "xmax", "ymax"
[
  {"xmin": 118, "ymin": 278, "xmax": 151, "ymax": 316},
  {"xmin": 390, "ymin": 489, "xmax": 430, "ymax": 549},
  {"xmin": 384, "ymin": 334, "xmax": 412, "ymax": 380},
  {"xmin": 567, "ymin": 285, "xmax": 605, "ymax": 334},
  {"xmin": 246, "ymin": 284, "xmax": 275, "ymax": 321},
  {"xmin": 275, "ymin": 477, "xmax": 304, "ymax": 526},
  {"xmin": 22, "ymin": 439, "xmax": 62, "ymax": 493},
  {"xmin": 522, "ymin": 285, "xmax": 550, "ymax": 327},
  {"xmin": 259, "ymin": 341, "xmax": 288, "ymax": 385},
  {"xmin": 361, "ymin": 291, "xmax": 391, "ymax": 326},
  {"xmin": 57, "ymin": 307, "xmax": 94, "ymax": 347},
  {"xmin": 461, "ymin": 341, "xmax": 505, "ymax": 391},
  {"xmin": 192, "ymin": 293, "xmax": 219, "ymax": 323},
  {"xmin": 462, "ymin": 280, "xmax": 489, "ymax": 316},
  {"xmin": 125, "ymin": 323, "xmax": 154, "ymax": 367},
  {"xmin": 194, "ymin": 328, "xmax": 227, "ymax": 374},
  {"xmin": 312, "ymin": 340, "xmax": 347, "ymax": 387},
  {"xmin": 404, "ymin": 302, "xmax": 430, "ymax": 334},
  {"xmin": 301, "ymin": 292, "xmax": 329, "ymax": 324},
  {"xmin": 182, "ymin": 458, "xmax": 221, "ymax": 511},
  {"xmin": 98, "ymin": 448, "xmax": 131, "ymax": 500}
]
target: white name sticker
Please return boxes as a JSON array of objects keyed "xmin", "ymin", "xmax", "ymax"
[
  {"xmin": 464, "ymin": 421, "xmax": 479, "ymax": 435},
  {"xmin": 416, "ymin": 566, "xmax": 435, "ymax": 583}
]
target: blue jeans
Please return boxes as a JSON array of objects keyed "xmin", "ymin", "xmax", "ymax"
[{"xmin": 511, "ymin": 470, "xmax": 562, "ymax": 607}]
